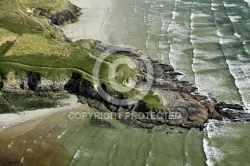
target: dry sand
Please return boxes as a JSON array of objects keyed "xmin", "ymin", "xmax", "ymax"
[
  {"xmin": 0, "ymin": 95, "xmax": 82, "ymax": 131},
  {"xmin": 62, "ymin": 0, "xmax": 110, "ymax": 43}
]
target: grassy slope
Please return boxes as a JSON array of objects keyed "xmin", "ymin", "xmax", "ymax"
[
  {"xmin": 19, "ymin": 0, "xmax": 70, "ymax": 13},
  {"xmin": 0, "ymin": 28, "xmax": 19, "ymax": 45},
  {"xmin": 0, "ymin": 0, "xmax": 162, "ymax": 110}
]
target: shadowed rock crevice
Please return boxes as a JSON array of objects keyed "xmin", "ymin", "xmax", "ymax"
[
  {"xmin": 34, "ymin": 5, "xmax": 81, "ymax": 26},
  {"xmin": 0, "ymin": 42, "xmax": 248, "ymax": 129},
  {"xmin": 28, "ymin": 72, "xmax": 41, "ymax": 91}
]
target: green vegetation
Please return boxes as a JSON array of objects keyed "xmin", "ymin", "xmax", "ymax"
[
  {"xmin": 5, "ymin": 33, "xmax": 72, "ymax": 57},
  {"xmin": 0, "ymin": 12, "xmax": 45, "ymax": 35},
  {"xmin": 143, "ymin": 91, "xmax": 163, "ymax": 110},
  {"xmin": 19, "ymin": 0, "xmax": 70, "ymax": 13},
  {"xmin": 0, "ymin": 91, "xmax": 68, "ymax": 113},
  {"xmin": 0, "ymin": 28, "xmax": 19, "ymax": 44},
  {"xmin": 0, "ymin": 0, "xmax": 163, "ymax": 112}
]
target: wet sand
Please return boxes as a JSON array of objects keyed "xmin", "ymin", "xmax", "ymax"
[
  {"xmin": 0, "ymin": 105, "xmax": 93, "ymax": 165},
  {"xmin": 62, "ymin": 0, "xmax": 110, "ymax": 43},
  {"xmin": 0, "ymin": 95, "xmax": 82, "ymax": 131}
]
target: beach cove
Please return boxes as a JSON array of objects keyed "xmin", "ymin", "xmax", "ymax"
[{"xmin": 0, "ymin": 0, "xmax": 250, "ymax": 165}]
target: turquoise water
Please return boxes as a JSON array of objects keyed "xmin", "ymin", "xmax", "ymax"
[{"xmin": 101, "ymin": 0, "xmax": 250, "ymax": 165}]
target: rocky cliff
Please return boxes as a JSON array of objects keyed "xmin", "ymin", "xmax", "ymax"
[
  {"xmin": 1, "ymin": 41, "xmax": 248, "ymax": 129},
  {"xmin": 34, "ymin": 4, "xmax": 81, "ymax": 26}
]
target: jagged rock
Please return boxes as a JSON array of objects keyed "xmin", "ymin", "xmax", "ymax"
[
  {"xmin": 33, "ymin": 8, "xmax": 50, "ymax": 17},
  {"xmin": 28, "ymin": 72, "xmax": 41, "ymax": 91},
  {"xmin": 34, "ymin": 5, "xmax": 81, "ymax": 26},
  {"xmin": 191, "ymin": 94, "xmax": 208, "ymax": 102},
  {"xmin": 1, "ymin": 41, "xmax": 248, "ymax": 129},
  {"xmin": 78, "ymin": 96, "xmax": 88, "ymax": 104},
  {"xmin": 37, "ymin": 78, "xmax": 66, "ymax": 92},
  {"xmin": 109, "ymin": 105, "xmax": 119, "ymax": 112},
  {"xmin": 219, "ymin": 108, "xmax": 250, "ymax": 122},
  {"xmin": 117, "ymin": 106, "xmax": 127, "ymax": 113},
  {"xmin": 87, "ymin": 99, "xmax": 108, "ymax": 112},
  {"xmin": 64, "ymin": 73, "xmax": 81, "ymax": 93},
  {"xmin": 134, "ymin": 101, "xmax": 150, "ymax": 112},
  {"xmin": 215, "ymin": 102, "xmax": 244, "ymax": 110},
  {"xmin": 203, "ymin": 100, "xmax": 222, "ymax": 120}
]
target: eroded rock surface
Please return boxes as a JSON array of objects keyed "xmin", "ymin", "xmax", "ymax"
[{"xmin": 1, "ymin": 42, "xmax": 248, "ymax": 129}]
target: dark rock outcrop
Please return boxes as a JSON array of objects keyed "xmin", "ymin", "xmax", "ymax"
[
  {"xmin": 27, "ymin": 72, "xmax": 41, "ymax": 91},
  {"xmin": 1, "ymin": 41, "xmax": 249, "ymax": 129},
  {"xmin": 91, "ymin": 118, "xmax": 114, "ymax": 128},
  {"xmin": 34, "ymin": 5, "xmax": 81, "ymax": 26},
  {"xmin": 50, "ymin": 5, "xmax": 81, "ymax": 25},
  {"xmin": 88, "ymin": 42, "xmax": 249, "ymax": 129}
]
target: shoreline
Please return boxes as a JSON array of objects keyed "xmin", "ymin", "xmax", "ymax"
[
  {"xmin": 61, "ymin": 0, "xmax": 110, "ymax": 43},
  {"xmin": 0, "ymin": 0, "xmax": 248, "ymax": 132},
  {"xmin": 0, "ymin": 95, "xmax": 82, "ymax": 131}
]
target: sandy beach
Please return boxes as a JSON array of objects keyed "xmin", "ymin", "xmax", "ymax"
[
  {"xmin": 0, "ymin": 95, "xmax": 82, "ymax": 131},
  {"xmin": 0, "ymin": 0, "xmax": 110, "ymax": 133},
  {"xmin": 62, "ymin": 0, "xmax": 110, "ymax": 43}
]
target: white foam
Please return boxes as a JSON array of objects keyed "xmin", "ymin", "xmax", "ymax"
[
  {"xmin": 149, "ymin": 150, "xmax": 152, "ymax": 156},
  {"xmin": 234, "ymin": 33, "xmax": 241, "ymax": 38},
  {"xmin": 192, "ymin": 49, "xmax": 222, "ymax": 59},
  {"xmin": 237, "ymin": 54, "xmax": 250, "ymax": 62},
  {"xmin": 57, "ymin": 129, "xmax": 68, "ymax": 139},
  {"xmin": 20, "ymin": 157, "xmax": 25, "ymax": 163},
  {"xmin": 7, "ymin": 142, "xmax": 14, "ymax": 149},
  {"xmin": 219, "ymin": 38, "xmax": 236, "ymax": 44},
  {"xmin": 211, "ymin": 3, "xmax": 219, "ymax": 7},
  {"xmin": 27, "ymin": 148, "xmax": 34, "ymax": 153},
  {"xmin": 203, "ymin": 138, "xmax": 224, "ymax": 166},
  {"xmin": 211, "ymin": 7, "xmax": 218, "ymax": 11},
  {"xmin": 191, "ymin": 36, "xmax": 218, "ymax": 43},
  {"xmin": 244, "ymin": 0, "xmax": 250, "ymax": 7},
  {"xmin": 158, "ymin": 42, "xmax": 169, "ymax": 49},
  {"xmin": 216, "ymin": 30, "xmax": 223, "ymax": 37},
  {"xmin": 191, "ymin": 12, "xmax": 210, "ymax": 19},
  {"xmin": 223, "ymin": 3, "xmax": 237, "ymax": 8},
  {"xmin": 172, "ymin": 11, "xmax": 179, "ymax": 19},
  {"xmin": 206, "ymin": 119, "xmax": 245, "ymax": 139},
  {"xmin": 226, "ymin": 59, "xmax": 250, "ymax": 109},
  {"xmin": 228, "ymin": 15, "xmax": 241, "ymax": 22},
  {"xmin": 73, "ymin": 148, "xmax": 91, "ymax": 159},
  {"xmin": 73, "ymin": 150, "xmax": 81, "ymax": 159}
]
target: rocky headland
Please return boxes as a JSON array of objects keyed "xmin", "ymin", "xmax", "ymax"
[
  {"xmin": 1, "ymin": 40, "xmax": 248, "ymax": 130},
  {"xmin": 0, "ymin": 0, "xmax": 249, "ymax": 130}
]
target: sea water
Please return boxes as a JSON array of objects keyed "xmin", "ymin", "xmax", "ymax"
[
  {"xmin": 102, "ymin": 0, "xmax": 250, "ymax": 107},
  {"xmin": 100, "ymin": 0, "xmax": 250, "ymax": 165},
  {"xmin": 61, "ymin": 0, "xmax": 250, "ymax": 165}
]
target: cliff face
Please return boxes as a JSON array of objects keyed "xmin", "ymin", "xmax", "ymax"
[
  {"xmin": 1, "ymin": 42, "xmax": 247, "ymax": 129},
  {"xmin": 34, "ymin": 4, "xmax": 81, "ymax": 26}
]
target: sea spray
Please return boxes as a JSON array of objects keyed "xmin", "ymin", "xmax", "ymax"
[{"xmin": 203, "ymin": 120, "xmax": 225, "ymax": 166}]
